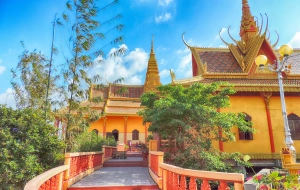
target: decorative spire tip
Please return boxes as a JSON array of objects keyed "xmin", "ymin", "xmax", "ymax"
[{"xmin": 151, "ymin": 35, "xmax": 154, "ymax": 53}]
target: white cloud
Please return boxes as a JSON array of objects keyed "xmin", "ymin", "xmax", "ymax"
[
  {"xmin": 157, "ymin": 45, "xmax": 167, "ymax": 51},
  {"xmin": 159, "ymin": 69, "xmax": 170, "ymax": 78},
  {"xmin": 215, "ymin": 28, "xmax": 227, "ymax": 40},
  {"xmin": 160, "ymin": 59, "xmax": 167, "ymax": 65},
  {"xmin": 0, "ymin": 59, "xmax": 6, "ymax": 75},
  {"xmin": 91, "ymin": 44, "xmax": 149, "ymax": 85},
  {"xmin": 0, "ymin": 88, "xmax": 16, "ymax": 108},
  {"xmin": 158, "ymin": 0, "xmax": 173, "ymax": 6},
  {"xmin": 175, "ymin": 47, "xmax": 192, "ymax": 78},
  {"xmin": 288, "ymin": 32, "xmax": 300, "ymax": 48},
  {"xmin": 155, "ymin": 12, "xmax": 171, "ymax": 23},
  {"xmin": 176, "ymin": 48, "xmax": 189, "ymax": 54}
]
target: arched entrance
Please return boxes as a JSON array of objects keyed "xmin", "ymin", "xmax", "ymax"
[{"xmin": 112, "ymin": 129, "xmax": 119, "ymax": 141}]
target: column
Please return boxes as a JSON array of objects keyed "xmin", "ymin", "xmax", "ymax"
[
  {"xmin": 103, "ymin": 117, "xmax": 107, "ymax": 138},
  {"xmin": 262, "ymin": 92, "xmax": 275, "ymax": 153},
  {"xmin": 124, "ymin": 116, "xmax": 128, "ymax": 144},
  {"xmin": 144, "ymin": 124, "xmax": 148, "ymax": 142}
]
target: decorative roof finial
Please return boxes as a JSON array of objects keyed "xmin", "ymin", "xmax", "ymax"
[
  {"xmin": 151, "ymin": 35, "xmax": 154, "ymax": 53},
  {"xmin": 240, "ymin": 0, "xmax": 258, "ymax": 42}
]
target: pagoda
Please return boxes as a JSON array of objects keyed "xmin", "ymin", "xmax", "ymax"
[
  {"xmin": 85, "ymin": 37, "xmax": 161, "ymax": 145},
  {"xmin": 174, "ymin": 0, "xmax": 300, "ymax": 166}
]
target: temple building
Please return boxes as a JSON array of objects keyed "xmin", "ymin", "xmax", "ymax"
[
  {"xmin": 87, "ymin": 37, "xmax": 161, "ymax": 145},
  {"xmin": 173, "ymin": 0, "xmax": 300, "ymax": 165}
]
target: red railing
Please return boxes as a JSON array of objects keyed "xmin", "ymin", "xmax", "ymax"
[
  {"xmin": 148, "ymin": 151, "xmax": 244, "ymax": 190},
  {"xmin": 102, "ymin": 146, "xmax": 117, "ymax": 158},
  {"xmin": 38, "ymin": 173, "xmax": 60, "ymax": 190},
  {"xmin": 24, "ymin": 151, "xmax": 104, "ymax": 190},
  {"xmin": 150, "ymin": 154, "xmax": 160, "ymax": 177},
  {"xmin": 24, "ymin": 165, "xmax": 68, "ymax": 190}
]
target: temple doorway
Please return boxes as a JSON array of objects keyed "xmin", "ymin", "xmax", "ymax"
[{"xmin": 112, "ymin": 129, "xmax": 119, "ymax": 141}]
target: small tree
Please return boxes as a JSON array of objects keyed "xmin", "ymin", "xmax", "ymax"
[
  {"xmin": 0, "ymin": 106, "xmax": 65, "ymax": 189},
  {"xmin": 57, "ymin": 0, "xmax": 125, "ymax": 151},
  {"xmin": 139, "ymin": 82, "xmax": 253, "ymax": 172},
  {"xmin": 11, "ymin": 45, "xmax": 59, "ymax": 110}
]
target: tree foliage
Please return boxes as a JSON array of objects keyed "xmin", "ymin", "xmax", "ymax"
[
  {"xmin": 11, "ymin": 47, "xmax": 58, "ymax": 110},
  {"xmin": 0, "ymin": 106, "xmax": 65, "ymax": 190},
  {"xmin": 139, "ymin": 82, "xmax": 253, "ymax": 172},
  {"xmin": 57, "ymin": 0, "xmax": 125, "ymax": 151},
  {"xmin": 70, "ymin": 130, "xmax": 117, "ymax": 152}
]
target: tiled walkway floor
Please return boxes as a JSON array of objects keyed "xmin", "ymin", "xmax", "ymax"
[
  {"xmin": 105, "ymin": 157, "xmax": 143, "ymax": 162},
  {"xmin": 71, "ymin": 167, "xmax": 157, "ymax": 187}
]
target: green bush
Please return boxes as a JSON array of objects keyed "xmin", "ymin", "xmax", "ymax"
[
  {"xmin": 70, "ymin": 131, "xmax": 117, "ymax": 152},
  {"xmin": 105, "ymin": 136, "xmax": 117, "ymax": 147},
  {"xmin": 71, "ymin": 130, "xmax": 106, "ymax": 152},
  {"xmin": 0, "ymin": 106, "xmax": 65, "ymax": 190}
]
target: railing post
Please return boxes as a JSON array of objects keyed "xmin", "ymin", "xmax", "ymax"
[
  {"xmin": 234, "ymin": 182, "xmax": 244, "ymax": 190},
  {"xmin": 149, "ymin": 140, "xmax": 158, "ymax": 151},
  {"xmin": 58, "ymin": 172, "xmax": 63, "ymax": 190},
  {"xmin": 63, "ymin": 154, "xmax": 71, "ymax": 190},
  {"xmin": 162, "ymin": 169, "xmax": 167, "ymax": 190},
  {"xmin": 158, "ymin": 153, "xmax": 163, "ymax": 177}
]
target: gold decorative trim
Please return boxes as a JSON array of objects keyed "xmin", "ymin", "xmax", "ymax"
[{"xmin": 262, "ymin": 92, "xmax": 272, "ymax": 110}]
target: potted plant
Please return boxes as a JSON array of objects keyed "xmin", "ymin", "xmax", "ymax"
[
  {"xmin": 124, "ymin": 145, "xmax": 129, "ymax": 151},
  {"xmin": 139, "ymin": 143, "xmax": 149, "ymax": 160}
]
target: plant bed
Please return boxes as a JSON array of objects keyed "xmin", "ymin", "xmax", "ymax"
[{"xmin": 245, "ymin": 168, "xmax": 300, "ymax": 190}]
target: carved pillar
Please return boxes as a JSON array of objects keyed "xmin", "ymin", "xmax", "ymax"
[
  {"xmin": 217, "ymin": 108, "xmax": 224, "ymax": 152},
  {"xmin": 124, "ymin": 116, "xmax": 128, "ymax": 144},
  {"xmin": 262, "ymin": 92, "xmax": 275, "ymax": 153},
  {"xmin": 103, "ymin": 117, "xmax": 107, "ymax": 138},
  {"xmin": 144, "ymin": 124, "xmax": 148, "ymax": 143}
]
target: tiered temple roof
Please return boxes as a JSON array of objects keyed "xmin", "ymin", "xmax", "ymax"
[
  {"xmin": 176, "ymin": 0, "xmax": 300, "ymax": 92},
  {"xmin": 87, "ymin": 37, "xmax": 161, "ymax": 116}
]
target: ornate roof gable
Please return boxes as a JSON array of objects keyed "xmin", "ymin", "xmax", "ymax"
[{"xmin": 185, "ymin": 0, "xmax": 281, "ymax": 79}]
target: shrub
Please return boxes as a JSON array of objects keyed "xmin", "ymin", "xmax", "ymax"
[
  {"xmin": 71, "ymin": 130, "xmax": 105, "ymax": 152},
  {"xmin": 70, "ymin": 130, "xmax": 117, "ymax": 152},
  {"xmin": 0, "ymin": 106, "xmax": 65, "ymax": 190}
]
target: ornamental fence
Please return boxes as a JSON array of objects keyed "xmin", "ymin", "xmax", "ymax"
[{"xmin": 24, "ymin": 146, "xmax": 116, "ymax": 190}]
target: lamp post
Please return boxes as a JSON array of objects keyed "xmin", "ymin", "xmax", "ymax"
[{"xmin": 255, "ymin": 44, "xmax": 296, "ymax": 158}]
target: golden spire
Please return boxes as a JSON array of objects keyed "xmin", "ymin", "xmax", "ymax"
[
  {"xmin": 240, "ymin": 0, "xmax": 258, "ymax": 42},
  {"xmin": 144, "ymin": 35, "xmax": 161, "ymax": 92},
  {"xmin": 151, "ymin": 35, "xmax": 154, "ymax": 53}
]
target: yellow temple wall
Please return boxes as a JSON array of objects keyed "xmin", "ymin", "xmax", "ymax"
[
  {"xmin": 127, "ymin": 117, "xmax": 146, "ymax": 143},
  {"xmin": 219, "ymin": 95, "xmax": 300, "ymax": 155},
  {"xmin": 89, "ymin": 115, "xmax": 147, "ymax": 144},
  {"xmin": 221, "ymin": 96, "xmax": 270, "ymax": 154},
  {"xmin": 269, "ymin": 96, "xmax": 300, "ymax": 153}
]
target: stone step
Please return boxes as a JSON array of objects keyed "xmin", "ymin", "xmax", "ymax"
[
  {"xmin": 126, "ymin": 152, "xmax": 143, "ymax": 157},
  {"xmin": 103, "ymin": 161, "xmax": 148, "ymax": 167},
  {"xmin": 68, "ymin": 185, "xmax": 159, "ymax": 190}
]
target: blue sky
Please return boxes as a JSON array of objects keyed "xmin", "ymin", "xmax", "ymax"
[{"xmin": 1, "ymin": 0, "xmax": 300, "ymax": 108}]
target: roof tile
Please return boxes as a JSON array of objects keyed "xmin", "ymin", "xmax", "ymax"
[{"xmin": 198, "ymin": 51, "xmax": 243, "ymax": 73}]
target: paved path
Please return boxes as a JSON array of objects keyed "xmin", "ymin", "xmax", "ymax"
[
  {"xmin": 71, "ymin": 167, "xmax": 157, "ymax": 187},
  {"xmin": 105, "ymin": 157, "xmax": 143, "ymax": 162}
]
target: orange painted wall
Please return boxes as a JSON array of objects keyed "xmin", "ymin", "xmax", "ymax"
[
  {"xmin": 269, "ymin": 96, "xmax": 300, "ymax": 153},
  {"xmin": 219, "ymin": 95, "xmax": 300, "ymax": 155},
  {"xmin": 221, "ymin": 96, "xmax": 270, "ymax": 154},
  {"xmin": 89, "ymin": 115, "xmax": 147, "ymax": 143},
  {"xmin": 90, "ymin": 118, "xmax": 104, "ymax": 132},
  {"xmin": 106, "ymin": 116, "xmax": 124, "ymax": 132},
  {"xmin": 127, "ymin": 117, "xmax": 145, "ymax": 133}
]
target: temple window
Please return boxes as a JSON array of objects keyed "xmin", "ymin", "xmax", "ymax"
[
  {"xmin": 132, "ymin": 129, "xmax": 139, "ymax": 140},
  {"xmin": 239, "ymin": 114, "xmax": 253, "ymax": 140},
  {"xmin": 92, "ymin": 129, "xmax": 98, "ymax": 136},
  {"xmin": 288, "ymin": 114, "xmax": 300, "ymax": 140}
]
